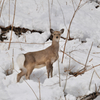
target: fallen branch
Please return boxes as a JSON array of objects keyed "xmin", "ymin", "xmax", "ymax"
[
  {"xmin": 69, "ymin": 64, "xmax": 100, "ymax": 77},
  {"xmin": 80, "ymin": 92, "xmax": 100, "ymax": 100}
]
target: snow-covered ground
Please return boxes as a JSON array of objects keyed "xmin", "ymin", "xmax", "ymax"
[{"xmin": 0, "ymin": 0, "xmax": 100, "ymax": 100}]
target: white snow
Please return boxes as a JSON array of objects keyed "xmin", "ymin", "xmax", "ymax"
[{"xmin": 0, "ymin": 0, "xmax": 100, "ymax": 100}]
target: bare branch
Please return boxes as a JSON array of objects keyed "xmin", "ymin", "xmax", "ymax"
[
  {"xmin": 61, "ymin": 0, "xmax": 82, "ymax": 63},
  {"xmin": 79, "ymin": 0, "xmax": 90, "ymax": 9}
]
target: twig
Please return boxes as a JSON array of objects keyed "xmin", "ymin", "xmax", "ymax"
[
  {"xmin": 94, "ymin": 69, "xmax": 100, "ymax": 79},
  {"xmin": 51, "ymin": 0, "xmax": 53, "ymax": 5},
  {"xmin": 79, "ymin": 0, "xmax": 90, "ymax": 9},
  {"xmin": 63, "ymin": 52, "xmax": 71, "ymax": 94},
  {"xmin": 71, "ymin": 0, "xmax": 75, "ymax": 11},
  {"xmin": 58, "ymin": 58, "xmax": 61, "ymax": 87},
  {"xmin": 57, "ymin": 0, "xmax": 67, "ymax": 30},
  {"xmin": 68, "ymin": 52, "xmax": 71, "ymax": 70},
  {"xmin": 9, "ymin": 0, "xmax": 10, "ymax": 24},
  {"xmin": 12, "ymin": 49, "xmax": 14, "ymax": 70},
  {"xmin": 89, "ymin": 70, "xmax": 95, "ymax": 90},
  {"xmin": 24, "ymin": 80, "xmax": 39, "ymax": 100},
  {"xmin": 80, "ymin": 92, "xmax": 100, "ymax": 100},
  {"xmin": 60, "ymin": 50, "xmax": 85, "ymax": 66},
  {"xmin": 38, "ymin": 79, "xmax": 41, "ymax": 100},
  {"xmin": 86, "ymin": 64, "xmax": 100, "ymax": 72},
  {"xmin": 8, "ymin": 0, "xmax": 17, "ymax": 50},
  {"xmin": 34, "ymin": 0, "xmax": 38, "ymax": 11},
  {"xmin": 89, "ymin": 58, "xmax": 93, "ymax": 62},
  {"xmin": 48, "ymin": 0, "xmax": 51, "ymax": 29},
  {"xmin": 61, "ymin": 0, "xmax": 82, "ymax": 63},
  {"xmin": 84, "ymin": 42, "xmax": 93, "ymax": 70},
  {"xmin": 0, "ymin": 0, "xmax": 5, "ymax": 17},
  {"xmin": 63, "ymin": 70, "xmax": 69, "ymax": 92},
  {"xmin": 45, "ymin": 64, "xmax": 100, "ymax": 87},
  {"xmin": 14, "ymin": 69, "xmax": 39, "ymax": 100},
  {"xmin": 1, "ymin": 41, "xmax": 46, "ymax": 44}
]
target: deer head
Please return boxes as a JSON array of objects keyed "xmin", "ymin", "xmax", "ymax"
[{"xmin": 50, "ymin": 29, "xmax": 64, "ymax": 41}]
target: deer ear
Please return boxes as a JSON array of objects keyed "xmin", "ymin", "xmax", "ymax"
[
  {"xmin": 60, "ymin": 29, "xmax": 64, "ymax": 34},
  {"xmin": 50, "ymin": 29, "xmax": 54, "ymax": 34}
]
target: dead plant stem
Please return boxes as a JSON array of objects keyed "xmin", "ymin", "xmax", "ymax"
[
  {"xmin": 71, "ymin": 0, "xmax": 75, "ymax": 11},
  {"xmin": 89, "ymin": 70, "xmax": 95, "ymax": 90},
  {"xmin": 24, "ymin": 80, "xmax": 39, "ymax": 100},
  {"xmin": 58, "ymin": 58, "xmax": 61, "ymax": 87},
  {"xmin": 9, "ymin": 0, "xmax": 10, "ymax": 24},
  {"xmin": 84, "ymin": 42, "xmax": 93, "ymax": 70},
  {"xmin": 94, "ymin": 69, "xmax": 100, "ymax": 79},
  {"xmin": 38, "ymin": 79, "xmax": 41, "ymax": 100},
  {"xmin": 57, "ymin": 0, "xmax": 67, "ymax": 30},
  {"xmin": 8, "ymin": 0, "xmax": 17, "ymax": 50},
  {"xmin": 0, "ymin": 0, "xmax": 5, "ymax": 17},
  {"xmin": 60, "ymin": 50, "xmax": 85, "ymax": 66},
  {"xmin": 14, "ymin": 69, "xmax": 39, "ymax": 100},
  {"xmin": 48, "ymin": 0, "xmax": 51, "ymax": 29},
  {"xmin": 61, "ymin": 0, "xmax": 82, "ymax": 63},
  {"xmin": 12, "ymin": 49, "xmax": 14, "ymax": 70},
  {"xmin": 79, "ymin": 0, "xmax": 90, "ymax": 9}
]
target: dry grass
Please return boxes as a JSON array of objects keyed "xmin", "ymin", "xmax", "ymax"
[
  {"xmin": 0, "ymin": 0, "xmax": 5, "ymax": 17},
  {"xmin": 89, "ymin": 70, "xmax": 95, "ymax": 90},
  {"xmin": 58, "ymin": 58, "xmax": 61, "ymax": 87},
  {"xmin": 61, "ymin": 0, "xmax": 83, "ymax": 63},
  {"xmin": 84, "ymin": 42, "xmax": 93, "ymax": 70},
  {"xmin": 9, "ymin": 0, "xmax": 10, "ymax": 24},
  {"xmin": 8, "ymin": 0, "xmax": 17, "ymax": 50},
  {"xmin": 60, "ymin": 50, "xmax": 85, "ymax": 66},
  {"xmin": 38, "ymin": 79, "xmax": 41, "ymax": 100},
  {"xmin": 14, "ymin": 69, "xmax": 39, "ymax": 100},
  {"xmin": 48, "ymin": 0, "xmax": 51, "ymax": 29}
]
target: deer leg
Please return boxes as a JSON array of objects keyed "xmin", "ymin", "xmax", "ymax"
[
  {"xmin": 17, "ymin": 68, "xmax": 27, "ymax": 82},
  {"xmin": 46, "ymin": 61, "xmax": 52, "ymax": 78},
  {"xmin": 25, "ymin": 64, "xmax": 35, "ymax": 80},
  {"xmin": 26, "ymin": 69, "xmax": 34, "ymax": 80},
  {"xmin": 51, "ymin": 65, "xmax": 53, "ymax": 77}
]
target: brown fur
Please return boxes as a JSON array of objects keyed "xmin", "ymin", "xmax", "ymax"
[{"xmin": 17, "ymin": 29, "xmax": 64, "ymax": 82}]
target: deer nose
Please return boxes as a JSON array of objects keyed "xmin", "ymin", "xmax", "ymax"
[{"xmin": 56, "ymin": 36, "xmax": 58, "ymax": 38}]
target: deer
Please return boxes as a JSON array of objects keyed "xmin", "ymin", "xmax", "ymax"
[{"xmin": 17, "ymin": 28, "xmax": 64, "ymax": 82}]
